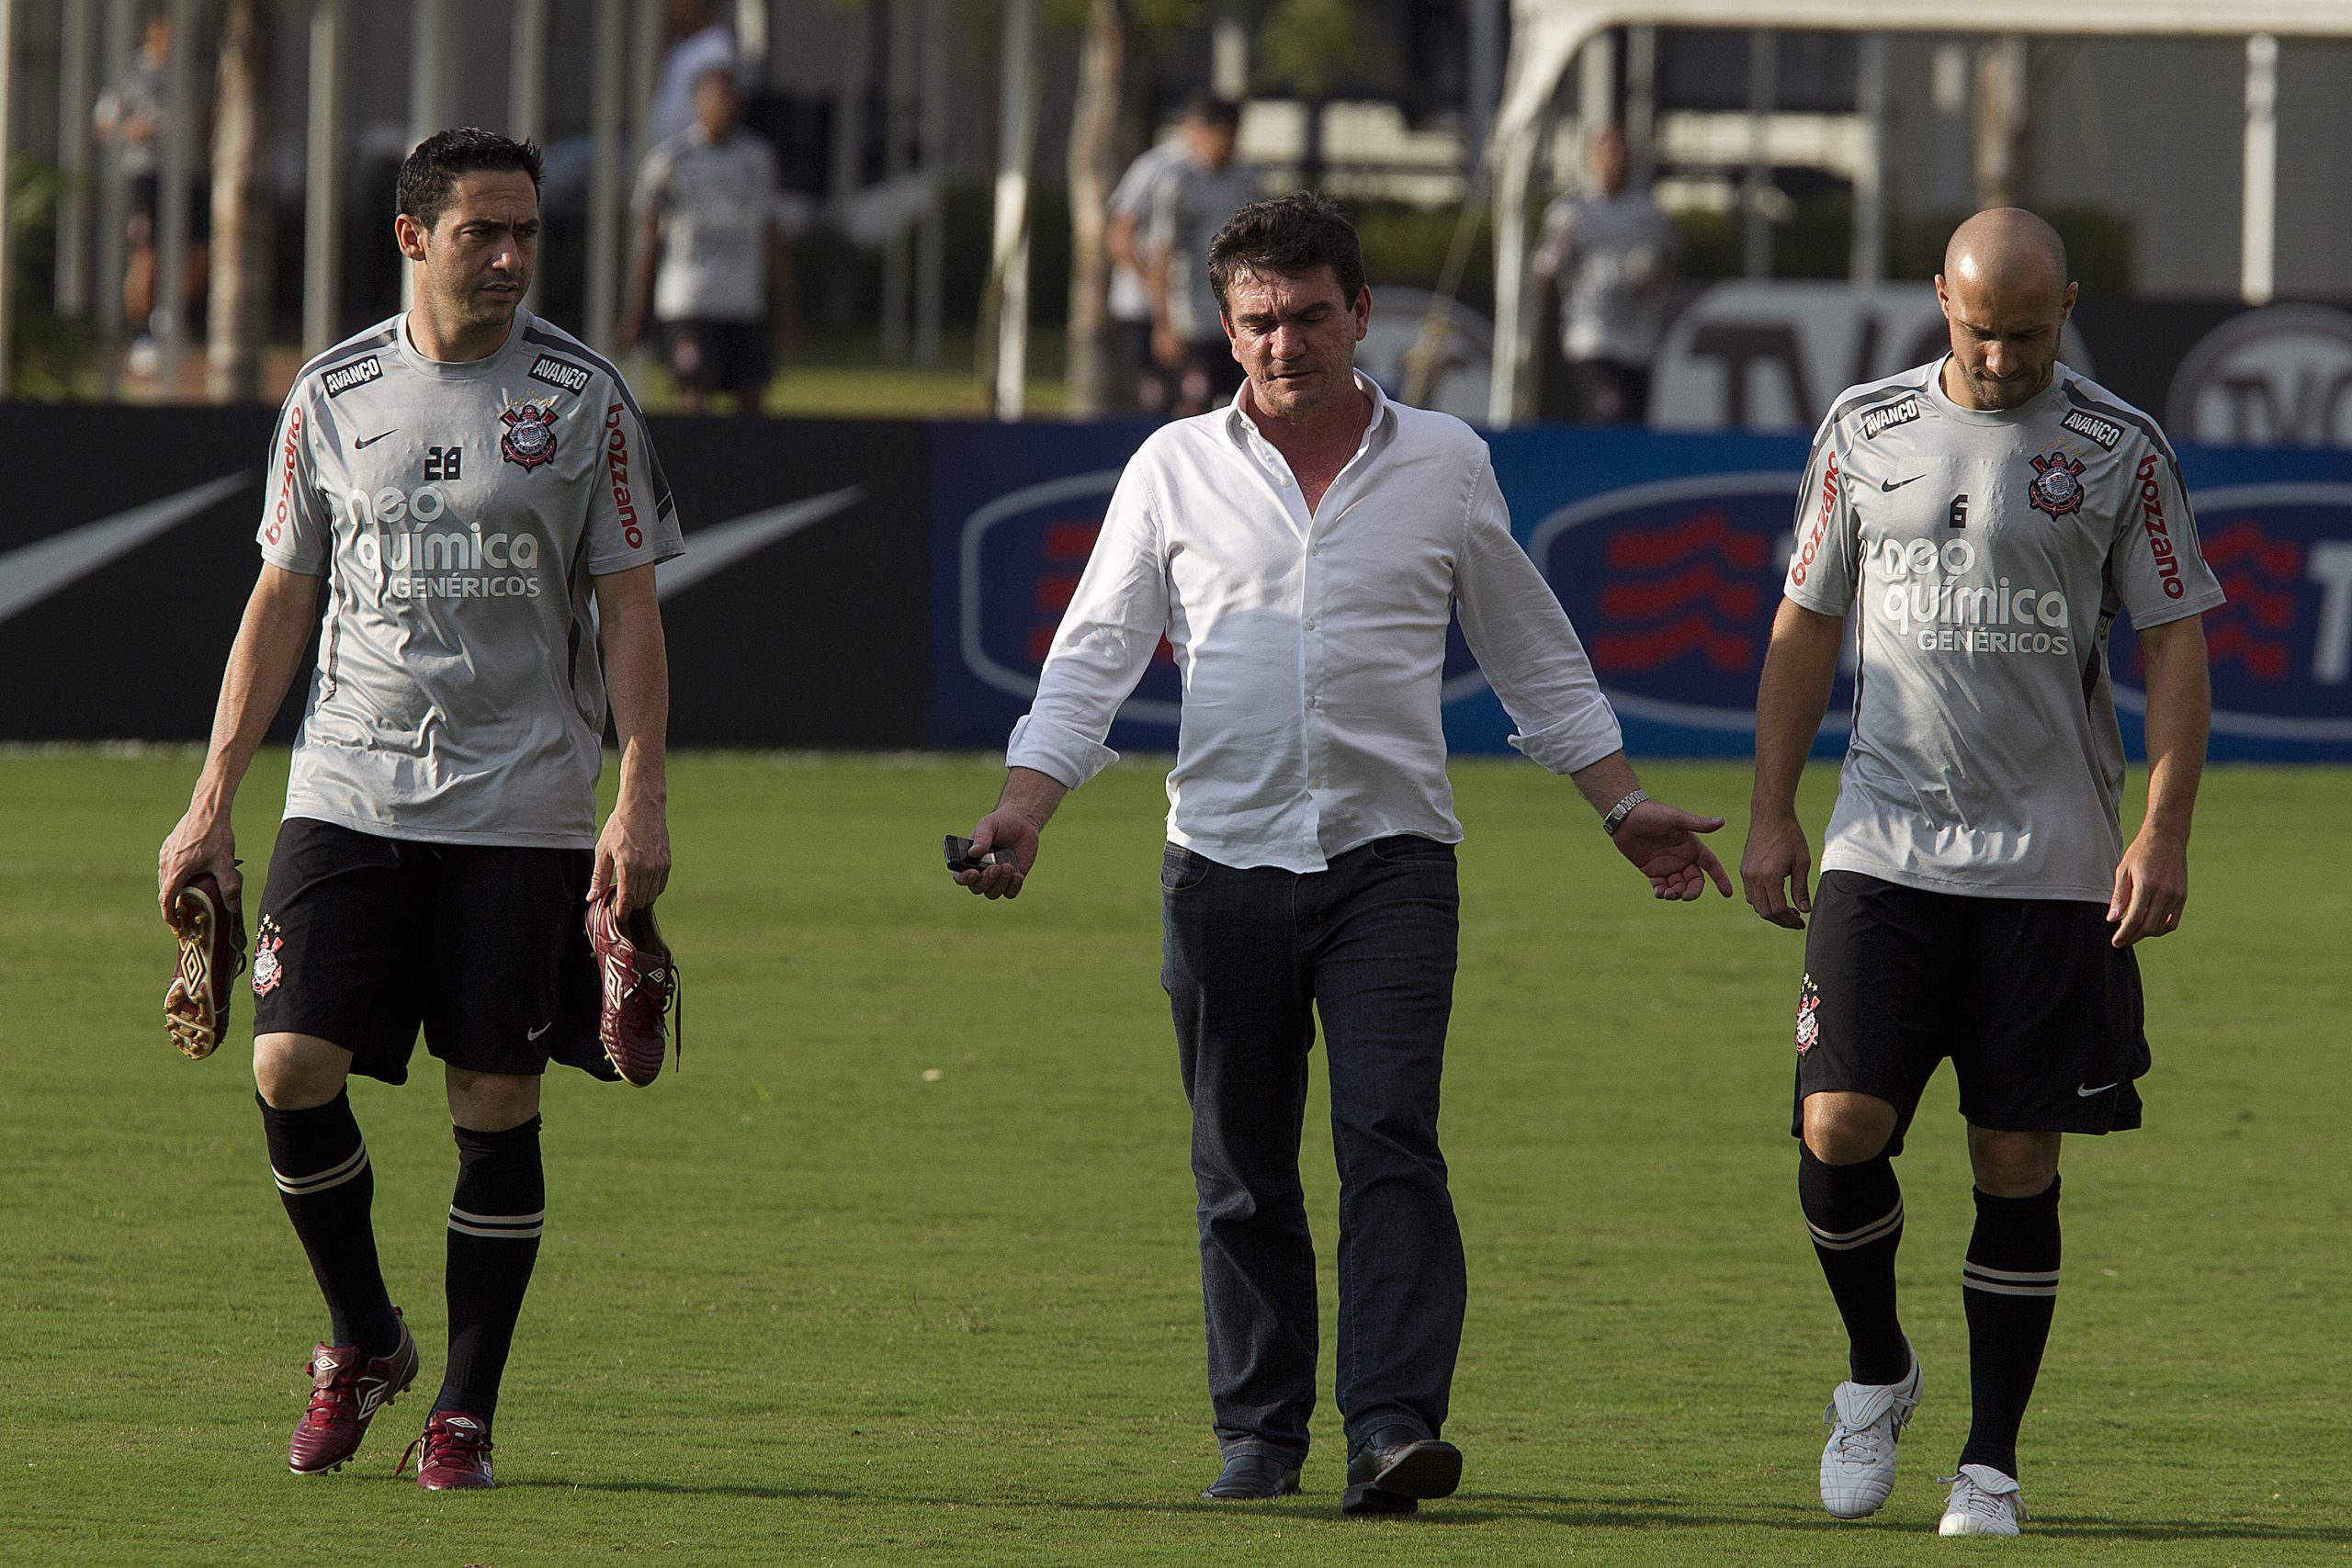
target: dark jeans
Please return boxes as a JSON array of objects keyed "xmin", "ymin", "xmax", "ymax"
[{"xmin": 1160, "ymin": 834, "xmax": 1466, "ymax": 1464}]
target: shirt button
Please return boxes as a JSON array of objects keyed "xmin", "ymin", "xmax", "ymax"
[
  {"xmin": 1305, "ymin": 619, "xmax": 1317, "ymax": 630},
  {"xmin": 1307, "ymin": 696, "xmax": 1318, "ymax": 709}
]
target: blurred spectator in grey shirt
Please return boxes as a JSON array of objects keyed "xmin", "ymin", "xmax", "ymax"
[
  {"xmin": 1532, "ymin": 126, "xmax": 1677, "ymax": 423},
  {"xmin": 1106, "ymin": 136, "xmax": 1189, "ymax": 414},
  {"xmin": 1148, "ymin": 96, "xmax": 1261, "ymax": 418}
]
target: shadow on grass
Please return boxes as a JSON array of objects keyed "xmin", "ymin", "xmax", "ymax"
[{"xmin": 501, "ymin": 1482, "xmax": 2352, "ymax": 1543}]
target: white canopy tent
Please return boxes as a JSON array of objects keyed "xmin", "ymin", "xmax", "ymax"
[{"xmin": 1488, "ymin": 0, "xmax": 2352, "ymax": 425}]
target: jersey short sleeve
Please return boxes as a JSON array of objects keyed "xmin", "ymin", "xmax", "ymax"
[
  {"xmin": 1784, "ymin": 415, "xmax": 1858, "ymax": 615},
  {"xmin": 256, "ymin": 387, "xmax": 330, "ymax": 574},
  {"xmin": 584, "ymin": 391, "xmax": 684, "ymax": 575},
  {"xmin": 2108, "ymin": 438, "xmax": 2225, "ymax": 628}
]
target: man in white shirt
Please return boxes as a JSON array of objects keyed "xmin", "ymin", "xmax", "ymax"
[
  {"xmin": 618, "ymin": 67, "xmax": 797, "ymax": 413},
  {"xmin": 952, "ymin": 193, "xmax": 1729, "ymax": 1516},
  {"xmin": 1532, "ymin": 125, "xmax": 1677, "ymax": 423},
  {"xmin": 648, "ymin": 0, "xmax": 738, "ymax": 146}
]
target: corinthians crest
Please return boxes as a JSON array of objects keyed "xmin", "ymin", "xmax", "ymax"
[
  {"xmin": 499, "ymin": 398, "xmax": 560, "ymax": 470},
  {"xmin": 1794, "ymin": 973, "xmax": 1822, "ymax": 1055},
  {"xmin": 2028, "ymin": 450, "xmax": 2087, "ymax": 517}
]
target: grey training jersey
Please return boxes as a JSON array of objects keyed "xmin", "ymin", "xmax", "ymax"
[
  {"xmin": 258, "ymin": 310, "xmax": 684, "ymax": 849},
  {"xmin": 1785, "ymin": 360, "xmax": 2224, "ymax": 900}
]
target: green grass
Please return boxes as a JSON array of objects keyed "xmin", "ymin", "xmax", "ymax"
[{"xmin": 3, "ymin": 752, "xmax": 2347, "ymax": 1565}]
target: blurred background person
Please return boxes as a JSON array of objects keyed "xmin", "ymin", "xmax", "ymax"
[
  {"xmin": 93, "ymin": 9, "xmax": 208, "ymax": 379},
  {"xmin": 1104, "ymin": 131, "xmax": 1188, "ymax": 416},
  {"xmin": 1531, "ymin": 125, "xmax": 1675, "ymax": 424},
  {"xmin": 619, "ymin": 66, "xmax": 798, "ymax": 415},
  {"xmin": 650, "ymin": 0, "xmax": 741, "ymax": 146},
  {"xmin": 1146, "ymin": 96, "xmax": 1260, "ymax": 418}
]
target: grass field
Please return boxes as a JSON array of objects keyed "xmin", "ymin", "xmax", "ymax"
[{"xmin": 4, "ymin": 751, "xmax": 2348, "ymax": 1566}]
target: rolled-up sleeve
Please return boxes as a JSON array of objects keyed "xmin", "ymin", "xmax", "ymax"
[
  {"xmin": 1453, "ymin": 451, "xmax": 1623, "ymax": 774},
  {"xmin": 1004, "ymin": 460, "xmax": 1170, "ymax": 789}
]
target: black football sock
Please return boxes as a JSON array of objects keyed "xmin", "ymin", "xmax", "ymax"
[
  {"xmin": 258, "ymin": 1090, "xmax": 401, "ymax": 1354},
  {"xmin": 1798, "ymin": 1145, "xmax": 1911, "ymax": 1386},
  {"xmin": 1958, "ymin": 1176, "xmax": 2062, "ymax": 1478},
  {"xmin": 435, "ymin": 1116, "xmax": 546, "ymax": 1427}
]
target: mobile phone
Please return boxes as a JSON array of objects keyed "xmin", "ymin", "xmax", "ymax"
[{"xmin": 944, "ymin": 835, "xmax": 1018, "ymax": 874}]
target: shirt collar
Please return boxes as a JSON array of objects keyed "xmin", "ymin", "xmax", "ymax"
[{"xmin": 1222, "ymin": 369, "xmax": 1394, "ymax": 457}]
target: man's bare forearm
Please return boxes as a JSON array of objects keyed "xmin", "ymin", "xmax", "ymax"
[
  {"xmin": 998, "ymin": 766, "xmax": 1069, "ymax": 829},
  {"xmin": 192, "ymin": 567, "xmax": 321, "ymax": 814},
  {"xmin": 1750, "ymin": 601, "xmax": 1846, "ymax": 818},
  {"xmin": 2138, "ymin": 617, "xmax": 2211, "ymax": 844},
  {"xmin": 595, "ymin": 567, "xmax": 671, "ymax": 812}
]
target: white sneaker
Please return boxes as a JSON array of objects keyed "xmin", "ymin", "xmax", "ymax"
[
  {"xmin": 1938, "ymin": 1463, "xmax": 2028, "ymax": 1536},
  {"xmin": 1818, "ymin": 1341, "xmax": 1922, "ymax": 1519}
]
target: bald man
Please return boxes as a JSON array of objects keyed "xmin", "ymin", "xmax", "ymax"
[{"xmin": 1740, "ymin": 209, "xmax": 2223, "ymax": 1537}]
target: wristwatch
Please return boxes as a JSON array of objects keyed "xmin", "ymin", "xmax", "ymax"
[{"xmin": 1601, "ymin": 789, "xmax": 1650, "ymax": 837}]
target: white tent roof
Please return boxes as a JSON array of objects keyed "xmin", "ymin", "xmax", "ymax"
[
  {"xmin": 1487, "ymin": 3, "xmax": 2352, "ymax": 424},
  {"xmin": 1501, "ymin": 0, "xmax": 2352, "ymax": 146}
]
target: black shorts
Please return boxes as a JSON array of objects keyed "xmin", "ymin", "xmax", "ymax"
[
  {"xmin": 662, "ymin": 318, "xmax": 772, "ymax": 400},
  {"xmin": 251, "ymin": 818, "xmax": 609, "ymax": 1085},
  {"xmin": 1791, "ymin": 871, "xmax": 2148, "ymax": 1156}
]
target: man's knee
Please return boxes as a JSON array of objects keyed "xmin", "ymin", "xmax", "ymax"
[
  {"xmin": 1801, "ymin": 1091, "xmax": 1899, "ymax": 1165},
  {"xmin": 1967, "ymin": 1126, "xmax": 2061, "ymax": 1197},
  {"xmin": 446, "ymin": 1067, "xmax": 541, "ymax": 1133},
  {"xmin": 253, "ymin": 1032, "xmax": 353, "ymax": 1110}
]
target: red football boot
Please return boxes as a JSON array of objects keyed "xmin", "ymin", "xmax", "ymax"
[
  {"xmin": 401, "ymin": 1411, "xmax": 496, "ymax": 1491},
  {"xmin": 585, "ymin": 892, "xmax": 681, "ymax": 1087},
  {"xmin": 287, "ymin": 1313, "xmax": 419, "ymax": 1473}
]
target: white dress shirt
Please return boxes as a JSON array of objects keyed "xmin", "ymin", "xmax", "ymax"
[{"xmin": 1007, "ymin": 375, "xmax": 1624, "ymax": 873}]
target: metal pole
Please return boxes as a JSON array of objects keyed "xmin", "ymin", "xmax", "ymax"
[
  {"xmin": 881, "ymin": 0, "xmax": 915, "ymax": 362},
  {"xmin": 1743, "ymin": 28, "xmax": 1775, "ymax": 279},
  {"xmin": 405, "ymin": 0, "xmax": 457, "ymax": 312},
  {"xmin": 628, "ymin": 0, "xmax": 661, "ymax": 156},
  {"xmin": 1624, "ymin": 24, "xmax": 1657, "ymax": 186},
  {"xmin": 587, "ymin": 0, "xmax": 627, "ymax": 347},
  {"xmin": 304, "ymin": 0, "xmax": 345, "ymax": 356},
  {"xmin": 1851, "ymin": 31, "xmax": 1886, "ymax": 287},
  {"xmin": 2242, "ymin": 33, "xmax": 2278, "ymax": 306},
  {"xmin": 1577, "ymin": 28, "xmax": 1614, "ymax": 161},
  {"xmin": 0, "ymin": 0, "xmax": 16, "ymax": 394},
  {"xmin": 155, "ymin": 0, "xmax": 199, "ymax": 395},
  {"xmin": 95, "ymin": 0, "xmax": 131, "ymax": 395},
  {"xmin": 989, "ymin": 0, "xmax": 1037, "ymax": 419},
  {"xmin": 511, "ymin": 0, "xmax": 548, "ymax": 144},
  {"xmin": 1466, "ymin": 0, "xmax": 1502, "ymax": 178},
  {"xmin": 511, "ymin": 0, "xmax": 548, "ymax": 313},
  {"xmin": 915, "ymin": 0, "xmax": 948, "ymax": 367},
  {"xmin": 55, "ymin": 0, "xmax": 96, "ymax": 318}
]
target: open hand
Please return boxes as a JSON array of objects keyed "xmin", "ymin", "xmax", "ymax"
[
  {"xmin": 1614, "ymin": 799, "xmax": 1732, "ymax": 901},
  {"xmin": 2108, "ymin": 829, "xmax": 2187, "ymax": 947}
]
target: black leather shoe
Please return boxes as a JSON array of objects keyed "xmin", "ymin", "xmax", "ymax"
[
  {"xmin": 1203, "ymin": 1450, "xmax": 1303, "ymax": 1500},
  {"xmin": 1340, "ymin": 1426, "xmax": 1462, "ymax": 1517}
]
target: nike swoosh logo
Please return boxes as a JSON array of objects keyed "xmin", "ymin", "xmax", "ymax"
[
  {"xmin": 1880, "ymin": 475, "xmax": 1926, "ymax": 491},
  {"xmin": 526, "ymin": 1021, "xmax": 554, "ymax": 1042},
  {"xmin": 0, "ymin": 473, "xmax": 251, "ymax": 628},
  {"xmin": 654, "ymin": 485, "xmax": 866, "ymax": 600},
  {"xmin": 2076, "ymin": 1081, "xmax": 2119, "ymax": 1098},
  {"xmin": 355, "ymin": 429, "xmax": 397, "ymax": 448}
]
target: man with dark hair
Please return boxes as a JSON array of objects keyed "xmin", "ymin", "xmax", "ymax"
[
  {"xmin": 953, "ymin": 190, "xmax": 1730, "ymax": 1515},
  {"xmin": 1743, "ymin": 208, "xmax": 2222, "ymax": 1536},
  {"xmin": 157, "ymin": 126, "xmax": 683, "ymax": 1492},
  {"xmin": 1146, "ymin": 96, "xmax": 1260, "ymax": 417}
]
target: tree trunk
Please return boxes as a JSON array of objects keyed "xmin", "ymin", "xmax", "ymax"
[
  {"xmin": 207, "ymin": 0, "xmax": 268, "ymax": 402},
  {"xmin": 1064, "ymin": 0, "xmax": 1151, "ymax": 418}
]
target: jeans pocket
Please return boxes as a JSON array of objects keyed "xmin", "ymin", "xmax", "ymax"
[
  {"xmin": 1161, "ymin": 842, "xmax": 1212, "ymax": 893},
  {"xmin": 1367, "ymin": 834, "xmax": 1455, "ymax": 866}
]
